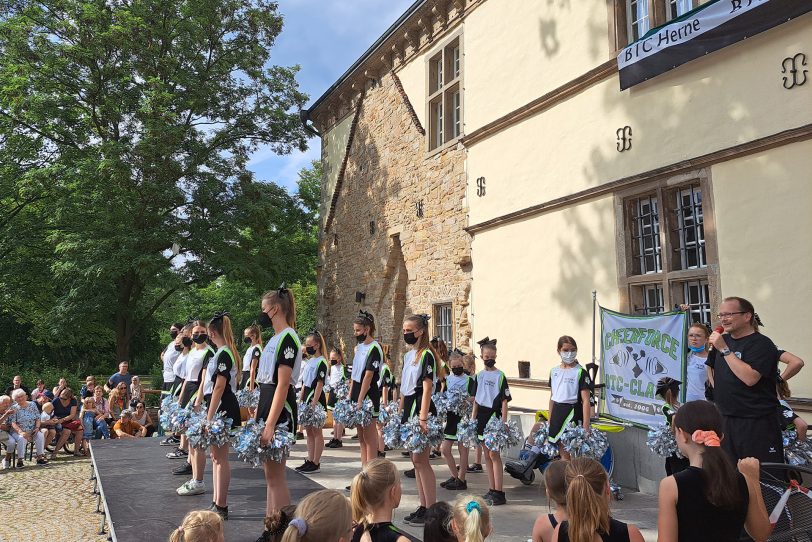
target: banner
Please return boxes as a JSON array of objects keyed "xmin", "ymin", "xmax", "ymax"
[
  {"xmin": 600, "ymin": 307, "xmax": 687, "ymax": 428},
  {"xmin": 618, "ymin": 0, "xmax": 812, "ymax": 90}
]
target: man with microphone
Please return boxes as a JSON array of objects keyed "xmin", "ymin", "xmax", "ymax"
[{"xmin": 706, "ymin": 296, "xmax": 783, "ymax": 464}]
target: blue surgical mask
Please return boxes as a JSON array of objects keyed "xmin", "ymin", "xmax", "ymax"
[{"xmin": 688, "ymin": 344, "xmax": 706, "ymax": 353}]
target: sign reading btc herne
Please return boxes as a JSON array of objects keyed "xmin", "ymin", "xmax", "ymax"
[
  {"xmin": 617, "ymin": 0, "xmax": 812, "ymax": 91},
  {"xmin": 600, "ymin": 307, "xmax": 687, "ymax": 428}
]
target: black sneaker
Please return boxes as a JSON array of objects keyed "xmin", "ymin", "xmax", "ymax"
[
  {"xmin": 446, "ymin": 478, "xmax": 468, "ymax": 490},
  {"xmin": 440, "ymin": 476, "xmax": 457, "ymax": 488},
  {"xmin": 295, "ymin": 432, "xmax": 304, "ymax": 440},
  {"xmin": 345, "ymin": 485, "xmax": 351, "ymax": 491},
  {"xmin": 160, "ymin": 436, "xmax": 179, "ymax": 446},
  {"xmin": 377, "ymin": 451, "xmax": 386, "ymax": 458},
  {"xmin": 300, "ymin": 462, "xmax": 320, "ymax": 473},
  {"xmin": 404, "ymin": 468, "xmax": 416, "ymax": 478},
  {"xmin": 295, "ymin": 460, "xmax": 312, "ymax": 472},
  {"xmin": 214, "ymin": 504, "xmax": 228, "ymax": 520},
  {"xmin": 325, "ymin": 439, "xmax": 338, "ymax": 448},
  {"xmin": 429, "ymin": 450, "xmax": 441, "ymax": 459},
  {"xmin": 172, "ymin": 462, "xmax": 193, "ymax": 475},
  {"xmin": 166, "ymin": 448, "xmax": 188, "ymax": 459},
  {"xmin": 401, "ymin": 451, "xmax": 411, "ymax": 457},
  {"xmin": 486, "ymin": 490, "xmax": 506, "ymax": 506},
  {"xmin": 207, "ymin": 501, "xmax": 217, "ymax": 511},
  {"xmin": 482, "ymin": 489, "xmax": 495, "ymax": 500},
  {"xmin": 405, "ymin": 506, "xmax": 427, "ymax": 525},
  {"xmin": 404, "ymin": 506, "xmax": 426, "ymax": 523},
  {"xmin": 469, "ymin": 463, "xmax": 484, "ymax": 473}
]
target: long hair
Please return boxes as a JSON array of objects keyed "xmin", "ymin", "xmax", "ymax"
[
  {"xmin": 405, "ymin": 314, "xmax": 436, "ymax": 366},
  {"xmin": 330, "ymin": 347, "xmax": 346, "ymax": 367},
  {"xmin": 452, "ymin": 495, "xmax": 490, "ymax": 542},
  {"xmin": 673, "ymin": 400, "xmax": 744, "ymax": 510},
  {"xmin": 564, "ymin": 457, "xmax": 610, "ymax": 542},
  {"xmin": 432, "ymin": 337, "xmax": 449, "ymax": 362},
  {"xmin": 246, "ymin": 324, "xmax": 264, "ymax": 349},
  {"xmin": 350, "ymin": 458, "xmax": 399, "ymax": 527},
  {"xmin": 557, "ymin": 335, "xmax": 578, "ymax": 351},
  {"xmin": 168, "ymin": 510, "xmax": 223, "ymax": 542},
  {"xmin": 544, "ymin": 459, "xmax": 568, "ymax": 507},
  {"xmin": 208, "ymin": 314, "xmax": 241, "ymax": 387},
  {"xmin": 353, "ymin": 311, "xmax": 376, "ymax": 337},
  {"xmin": 263, "ymin": 288, "xmax": 297, "ymax": 329},
  {"xmin": 280, "ymin": 489, "xmax": 352, "ymax": 542},
  {"xmin": 723, "ymin": 296, "xmax": 761, "ymax": 332},
  {"xmin": 307, "ymin": 330, "xmax": 328, "ymax": 358},
  {"xmin": 265, "ymin": 505, "xmax": 297, "ymax": 542},
  {"xmin": 424, "ymin": 501, "xmax": 456, "ymax": 542}
]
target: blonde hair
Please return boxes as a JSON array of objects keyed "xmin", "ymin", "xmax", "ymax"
[
  {"xmin": 452, "ymin": 495, "xmax": 490, "ymax": 542},
  {"xmin": 281, "ymin": 489, "xmax": 351, "ymax": 542},
  {"xmin": 245, "ymin": 324, "xmax": 264, "ymax": 348},
  {"xmin": 350, "ymin": 458, "xmax": 398, "ymax": 527},
  {"xmin": 208, "ymin": 314, "xmax": 241, "ymax": 387},
  {"xmin": 82, "ymin": 397, "xmax": 95, "ymax": 408},
  {"xmin": 168, "ymin": 510, "xmax": 223, "ymax": 542},
  {"xmin": 564, "ymin": 457, "xmax": 610, "ymax": 542},
  {"xmin": 42, "ymin": 402, "xmax": 54, "ymax": 413},
  {"xmin": 306, "ymin": 330, "xmax": 328, "ymax": 358},
  {"xmin": 263, "ymin": 288, "xmax": 297, "ymax": 329}
]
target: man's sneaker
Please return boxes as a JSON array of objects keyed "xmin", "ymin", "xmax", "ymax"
[
  {"xmin": 404, "ymin": 506, "xmax": 426, "ymax": 523},
  {"xmin": 486, "ymin": 490, "xmax": 506, "ymax": 506},
  {"xmin": 300, "ymin": 462, "xmax": 320, "ymax": 474},
  {"xmin": 440, "ymin": 476, "xmax": 456, "ymax": 488},
  {"xmin": 468, "ymin": 463, "xmax": 484, "ymax": 473},
  {"xmin": 405, "ymin": 506, "xmax": 427, "ymax": 525},
  {"xmin": 172, "ymin": 462, "xmax": 193, "ymax": 475},
  {"xmin": 160, "ymin": 436, "xmax": 179, "ymax": 446},
  {"xmin": 404, "ymin": 468, "xmax": 416, "ymax": 478},
  {"xmin": 446, "ymin": 478, "xmax": 468, "ymax": 490},
  {"xmin": 177, "ymin": 480, "xmax": 205, "ymax": 496},
  {"xmin": 295, "ymin": 460, "xmax": 312, "ymax": 472},
  {"xmin": 166, "ymin": 448, "xmax": 188, "ymax": 459}
]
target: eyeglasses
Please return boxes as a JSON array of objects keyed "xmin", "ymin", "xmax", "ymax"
[{"xmin": 717, "ymin": 311, "xmax": 746, "ymax": 319}]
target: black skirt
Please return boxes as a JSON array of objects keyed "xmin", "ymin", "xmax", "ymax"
[
  {"xmin": 476, "ymin": 406, "xmax": 498, "ymax": 439},
  {"xmin": 178, "ymin": 381, "xmax": 198, "ymax": 408},
  {"xmin": 350, "ymin": 380, "xmax": 381, "ymax": 416},
  {"xmin": 327, "ymin": 388, "xmax": 340, "ymax": 410},
  {"xmin": 302, "ymin": 385, "xmax": 327, "ymax": 408},
  {"xmin": 203, "ymin": 391, "xmax": 242, "ymax": 428},
  {"xmin": 548, "ymin": 401, "xmax": 581, "ymax": 443},
  {"xmin": 444, "ymin": 412, "xmax": 462, "ymax": 441},
  {"xmin": 256, "ymin": 383, "xmax": 297, "ymax": 434},
  {"xmin": 400, "ymin": 392, "xmax": 437, "ymax": 424}
]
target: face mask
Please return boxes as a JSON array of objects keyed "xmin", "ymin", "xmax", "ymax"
[
  {"xmin": 182, "ymin": 336, "xmax": 193, "ymax": 348},
  {"xmin": 403, "ymin": 332, "xmax": 418, "ymax": 345},
  {"xmin": 483, "ymin": 359, "xmax": 496, "ymax": 368},
  {"xmin": 243, "ymin": 336, "xmax": 253, "ymax": 345},
  {"xmin": 258, "ymin": 310, "xmax": 273, "ymax": 328},
  {"xmin": 560, "ymin": 351, "xmax": 578, "ymax": 364},
  {"xmin": 192, "ymin": 334, "xmax": 208, "ymax": 345},
  {"xmin": 356, "ymin": 333, "xmax": 367, "ymax": 343},
  {"xmin": 330, "ymin": 360, "xmax": 338, "ymax": 366},
  {"xmin": 305, "ymin": 346, "xmax": 316, "ymax": 356},
  {"xmin": 169, "ymin": 330, "xmax": 178, "ymax": 339},
  {"xmin": 174, "ymin": 344, "xmax": 183, "ymax": 352},
  {"xmin": 688, "ymin": 344, "xmax": 706, "ymax": 353},
  {"xmin": 452, "ymin": 367, "xmax": 464, "ymax": 376}
]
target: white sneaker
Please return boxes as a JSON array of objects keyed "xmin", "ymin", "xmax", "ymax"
[
  {"xmin": 0, "ymin": 458, "xmax": 6, "ymax": 470},
  {"xmin": 177, "ymin": 480, "xmax": 205, "ymax": 496}
]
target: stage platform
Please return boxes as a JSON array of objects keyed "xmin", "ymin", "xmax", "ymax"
[{"xmin": 90, "ymin": 438, "xmax": 324, "ymax": 542}]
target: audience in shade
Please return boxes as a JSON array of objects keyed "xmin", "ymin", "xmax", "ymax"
[
  {"xmin": 80, "ymin": 375, "xmax": 97, "ymax": 399},
  {"xmin": 133, "ymin": 401, "xmax": 155, "ymax": 437},
  {"xmin": 6, "ymin": 388, "xmax": 46, "ymax": 466},
  {"xmin": 109, "ymin": 382, "xmax": 129, "ymax": 420},
  {"xmin": 114, "ymin": 409, "xmax": 147, "ymax": 439},
  {"xmin": 130, "ymin": 375, "xmax": 144, "ymax": 407},
  {"xmin": 105, "ymin": 361, "xmax": 133, "ymax": 402},
  {"xmin": 4, "ymin": 375, "xmax": 30, "ymax": 398}
]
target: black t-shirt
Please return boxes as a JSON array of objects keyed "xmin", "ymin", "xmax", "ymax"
[
  {"xmin": 4, "ymin": 385, "xmax": 30, "ymax": 398},
  {"xmin": 52, "ymin": 397, "xmax": 78, "ymax": 419},
  {"xmin": 706, "ymin": 332, "xmax": 779, "ymax": 417},
  {"xmin": 674, "ymin": 466, "xmax": 748, "ymax": 542},
  {"xmin": 415, "ymin": 350, "xmax": 437, "ymax": 395},
  {"xmin": 351, "ymin": 522, "xmax": 418, "ymax": 542},
  {"xmin": 558, "ymin": 518, "xmax": 630, "ymax": 542},
  {"xmin": 210, "ymin": 349, "xmax": 235, "ymax": 391}
]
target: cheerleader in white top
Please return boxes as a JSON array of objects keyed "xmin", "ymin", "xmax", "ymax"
[
  {"xmin": 255, "ymin": 285, "xmax": 303, "ymax": 542},
  {"xmin": 471, "ymin": 337, "xmax": 511, "ymax": 506},
  {"xmin": 547, "ymin": 335, "xmax": 592, "ymax": 461},
  {"xmin": 440, "ymin": 349, "xmax": 476, "ymax": 491},
  {"xmin": 325, "ymin": 347, "xmax": 349, "ymax": 448},
  {"xmin": 295, "ymin": 330, "xmax": 329, "ymax": 474},
  {"xmin": 351, "ymin": 310, "xmax": 384, "ymax": 466},
  {"xmin": 240, "ymin": 324, "xmax": 263, "ymax": 391},
  {"xmin": 398, "ymin": 314, "xmax": 438, "ymax": 525}
]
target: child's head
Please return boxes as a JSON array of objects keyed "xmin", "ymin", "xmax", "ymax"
[
  {"xmin": 131, "ymin": 375, "xmax": 140, "ymax": 385},
  {"xmin": 424, "ymin": 501, "xmax": 455, "ymax": 542},
  {"xmin": 544, "ymin": 459, "xmax": 568, "ymax": 507},
  {"xmin": 477, "ymin": 337, "xmax": 497, "ymax": 368},
  {"xmin": 449, "ymin": 353, "xmax": 464, "ymax": 375},
  {"xmin": 564, "ymin": 457, "xmax": 610, "ymax": 542},
  {"xmin": 462, "ymin": 354, "xmax": 476, "ymax": 375},
  {"xmin": 687, "ymin": 323, "xmax": 710, "ymax": 352},
  {"xmin": 42, "ymin": 402, "xmax": 54, "ymax": 414},
  {"xmin": 350, "ymin": 458, "xmax": 401, "ymax": 526},
  {"xmin": 169, "ymin": 510, "xmax": 224, "ymax": 542},
  {"xmin": 265, "ymin": 505, "xmax": 297, "ymax": 542},
  {"xmin": 281, "ymin": 489, "xmax": 352, "ymax": 542},
  {"xmin": 83, "ymin": 397, "xmax": 95, "ymax": 409},
  {"xmin": 655, "ymin": 377, "xmax": 681, "ymax": 406},
  {"xmin": 452, "ymin": 496, "xmax": 491, "ymax": 542},
  {"xmin": 557, "ymin": 336, "xmax": 578, "ymax": 365}
]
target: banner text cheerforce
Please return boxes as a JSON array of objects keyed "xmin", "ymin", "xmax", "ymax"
[{"xmin": 604, "ymin": 327, "xmax": 681, "ymax": 361}]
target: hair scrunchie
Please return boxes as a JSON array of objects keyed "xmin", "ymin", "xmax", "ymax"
[
  {"xmin": 692, "ymin": 429, "xmax": 721, "ymax": 447},
  {"xmin": 289, "ymin": 518, "xmax": 307, "ymax": 537},
  {"xmin": 466, "ymin": 500, "xmax": 481, "ymax": 514}
]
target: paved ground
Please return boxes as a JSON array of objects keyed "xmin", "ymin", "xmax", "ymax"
[{"xmin": 0, "ymin": 454, "xmax": 104, "ymax": 542}]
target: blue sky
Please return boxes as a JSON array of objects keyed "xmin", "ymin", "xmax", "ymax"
[{"xmin": 247, "ymin": 0, "xmax": 416, "ymax": 193}]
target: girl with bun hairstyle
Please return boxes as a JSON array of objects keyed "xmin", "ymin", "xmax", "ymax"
[
  {"xmin": 451, "ymin": 495, "xmax": 492, "ymax": 542},
  {"xmin": 280, "ymin": 489, "xmax": 353, "ymax": 542}
]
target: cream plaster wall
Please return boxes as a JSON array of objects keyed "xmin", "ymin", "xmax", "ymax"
[
  {"xmin": 711, "ymin": 139, "xmax": 812, "ymax": 397},
  {"xmin": 466, "ymin": 14, "xmax": 812, "ymax": 225},
  {"xmin": 469, "ymin": 196, "xmax": 620, "ymax": 407},
  {"xmin": 396, "ymin": 49, "xmax": 428, "ymax": 130},
  {"xmin": 320, "ymin": 112, "xmax": 354, "ymax": 228}
]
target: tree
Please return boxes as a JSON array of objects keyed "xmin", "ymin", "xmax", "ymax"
[{"xmin": 0, "ymin": 0, "xmax": 310, "ymax": 360}]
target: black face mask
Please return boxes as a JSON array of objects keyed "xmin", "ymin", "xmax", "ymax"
[
  {"xmin": 451, "ymin": 367, "xmax": 464, "ymax": 376},
  {"xmin": 355, "ymin": 333, "xmax": 367, "ymax": 343},
  {"xmin": 192, "ymin": 334, "xmax": 208, "ymax": 345},
  {"xmin": 258, "ymin": 310, "xmax": 272, "ymax": 328},
  {"xmin": 174, "ymin": 344, "xmax": 183, "ymax": 352},
  {"xmin": 403, "ymin": 332, "xmax": 418, "ymax": 345},
  {"xmin": 305, "ymin": 346, "xmax": 316, "ymax": 356},
  {"xmin": 330, "ymin": 360, "xmax": 338, "ymax": 366},
  {"xmin": 182, "ymin": 336, "xmax": 193, "ymax": 348},
  {"xmin": 243, "ymin": 336, "xmax": 253, "ymax": 345},
  {"xmin": 483, "ymin": 359, "xmax": 496, "ymax": 368},
  {"xmin": 169, "ymin": 330, "xmax": 178, "ymax": 339}
]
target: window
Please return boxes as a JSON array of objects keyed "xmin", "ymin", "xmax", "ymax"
[
  {"xmin": 666, "ymin": 0, "xmax": 694, "ymax": 21},
  {"xmin": 618, "ymin": 176, "xmax": 718, "ymax": 321},
  {"xmin": 427, "ymin": 36, "xmax": 462, "ymax": 151},
  {"xmin": 433, "ymin": 303, "xmax": 453, "ymax": 347},
  {"xmin": 617, "ymin": 0, "xmax": 699, "ymax": 47},
  {"xmin": 627, "ymin": 0, "xmax": 651, "ymax": 42}
]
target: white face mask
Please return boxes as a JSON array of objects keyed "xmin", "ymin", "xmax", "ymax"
[{"xmin": 560, "ymin": 350, "xmax": 578, "ymax": 364}]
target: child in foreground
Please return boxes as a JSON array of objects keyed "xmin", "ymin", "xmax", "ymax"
[{"xmin": 168, "ymin": 510, "xmax": 224, "ymax": 542}]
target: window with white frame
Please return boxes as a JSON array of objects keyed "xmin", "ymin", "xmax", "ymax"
[
  {"xmin": 621, "ymin": 0, "xmax": 699, "ymax": 45},
  {"xmin": 433, "ymin": 303, "xmax": 453, "ymax": 347},
  {"xmin": 427, "ymin": 36, "xmax": 462, "ymax": 151}
]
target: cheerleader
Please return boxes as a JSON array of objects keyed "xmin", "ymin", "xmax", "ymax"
[
  {"xmin": 429, "ymin": 338, "xmax": 449, "ymax": 460},
  {"xmin": 325, "ymin": 348, "xmax": 348, "ymax": 449},
  {"xmin": 350, "ymin": 310, "xmax": 384, "ymax": 466},
  {"xmin": 656, "ymin": 377, "xmax": 689, "ymax": 475},
  {"xmin": 440, "ymin": 350, "xmax": 476, "ymax": 491},
  {"xmin": 296, "ymin": 330, "xmax": 328, "ymax": 474},
  {"xmin": 547, "ymin": 336, "xmax": 591, "ymax": 460},
  {"xmin": 462, "ymin": 352, "xmax": 484, "ymax": 474},
  {"xmin": 255, "ymin": 285, "xmax": 303, "ymax": 542},
  {"xmin": 240, "ymin": 324, "xmax": 263, "ymax": 391},
  {"xmin": 376, "ymin": 352, "xmax": 395, "ymax": 457},
  {"xmin": 399, "ymin": 314, "xmax": 438, "ymax": 526},
  {"xmin": 471, "ymin": 337, "xmax": 511, "ymax": 506},
  {"xmin": 175, "ymin": 321, "xmax": 216, "ymax": 494},
  {"xmin": 160, "ymin": 326, "xmax": 191, "ymax": 448},
  {"xmin": 200, "ymin": 312, "xmax": 242, "ymax": 519}
]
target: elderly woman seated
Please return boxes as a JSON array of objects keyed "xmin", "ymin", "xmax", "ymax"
[
  {"xmin": 0, "ymin": 395, "xmax": 12, "ymax": 468},
  {"xmin": 7, "ymin": 388, "xmax": 47, "ymax": 467},
  {"xmin": 113, "ymin": 409, "xmax": 147, "ymax": 439}
]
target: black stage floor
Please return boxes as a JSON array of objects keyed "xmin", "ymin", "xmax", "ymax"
[{"xmin": 91, "ymin": 438, "xmax": 325, "ymax": 542}]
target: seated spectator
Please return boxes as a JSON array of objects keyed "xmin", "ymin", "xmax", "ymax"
[
  {"xmin": 80, "ymin": 396, "xmax": 109, "ymax": 451},
  {"xmin": 92, "ymin": 387, "xmax": 112, "ymax": 434},
  {"xmin": 4, "ymin": 375, "xmax": 30, "ymax": 398},
  {"xmin": 39, "ymin": 402, "xmax": 58, "ymax": 452},
  {"xmin": 104, "ymin": 361, "xmax": 133, "ymax": 402},
  {"xmin": 51, "ymin": 388, "xmax": 83, "ymax": 459},
  {"xmin": 113, "ymin": 409, "xmax": 147, "ymax": 439},
  {"xmin": 109, "ymin": 382, "xmax": 128, "ymax": 420},
  {"xmin": 132, "ymin": 401, "xmax": 155, "ymax": 437},
  {"xmin": 33, "ymin": 379, "xmax": 46, "ymax": 397},
  {"xmin": 450, "ymin": 496, "xmax": 492, "ymax": 542},
  {"xmin": 80, "ymin": 376, "xmax": 97, "ymax": 399},
  {"xmin": 169, "ymin": 510, "xmax": 224, "ymax": 542},
  {"xmin": 129, "ymin": 375, "xmax": 143, "ymax": 408},
  {"xmin": 532, "ymin": 459, "xmax": 568, "ymax": 542},
  {"xmin": 0, "ymin": 395, "xmax": 12, "ymax": 468},
  {"xmin": 52, "ymin": 377, "xmax": 68, "ymax": 398},
  {"xmin": 8, "ymin": 388, "xmax": 47, "ymax": 467},
  {"xmin": 424, "ymin": 502, "xmax": 456, "ymax": 542}
]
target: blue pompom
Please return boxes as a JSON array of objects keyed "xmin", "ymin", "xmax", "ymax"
[
  {"xmin": 483, "ymin": 417, "xmax": 523, "ymax": 453},
  {"xmin": 297, "ymin": 402, "xmax": 327, "ymax": 428},
  {"xmin": 646, "ymin": 424, "xmax": 682, "ymax": 458},
  {"xmin": 236, "ymin": 388, "xmax": 260, "ymax": 409},
  {"xmin": 231, "ymin": 419, "xmax": 294, "ymax": 467},
  {"xmin": 560, "ymin": 423, "xmax": 609, "ymax": 459}
]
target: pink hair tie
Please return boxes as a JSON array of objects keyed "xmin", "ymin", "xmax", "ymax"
[{"xmin": 692, "ymin": 430, "xmax": 721, "ymax": 447}]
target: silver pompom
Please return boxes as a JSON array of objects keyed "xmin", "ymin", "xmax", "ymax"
[
  {"xmin": 456, "ymin": 418, "xmax": 480, "ymax": 449},
  {"xmin": 434, "ymin": 389, "xmax": 472, "ymax": 419},
  {"xmin": 647, "ymin": 424, "xmax": 683, "ymax": 458},
  {"xmin": 328, "ymin": 378, "xmax": 350, "ymax": 400},
  {"xmin": 560, "ymin": 423, "xmax": 609, "ymax": 460},
  {"xmin": 186, "ymin": 410, "xmax": 233, "ymax": 450},
  {"xmin": 297, "ymin": 402, "xmax": 327, "ymax": 428},
  {"xmin": 530, "ymin": 423, "xmax": 559, "ymax": 457},
  {"xmin": 382, "ymin": 414, "xmax": 403, "ymax": 449},
  {"xmin": 783, "ymin": 429, "xmax": 812, "ymax": 466},
  {"xmin": 332, "ymin": 398, "xmax": 375, "ymax": 428},
  {"xmin": 483, "ymin": 417, "xmax": 523, "ymax": 453},
  {"xmin": 231, "ymin": 419, "xmax": 294, "ymax": 466},
  {"xmin": 378, "ymin": 401, "xmax": 399, "ymax": 424},
  {"xmin": 400, "ymin": 414, "xmax": 444, "ymax": 454},
  {"xmin": 236, "ymin": 388, "xmax": 260, "ymax": 409}
]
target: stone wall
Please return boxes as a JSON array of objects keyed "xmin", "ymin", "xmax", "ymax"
[{"xmin": 316, "ymin": 73, "xmax": 471, "ymax": 367}]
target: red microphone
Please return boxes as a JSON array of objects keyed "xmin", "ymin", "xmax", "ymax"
[{"xmin": 714, "ymin": 326, "xmax": 724, "ymax": 334}]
